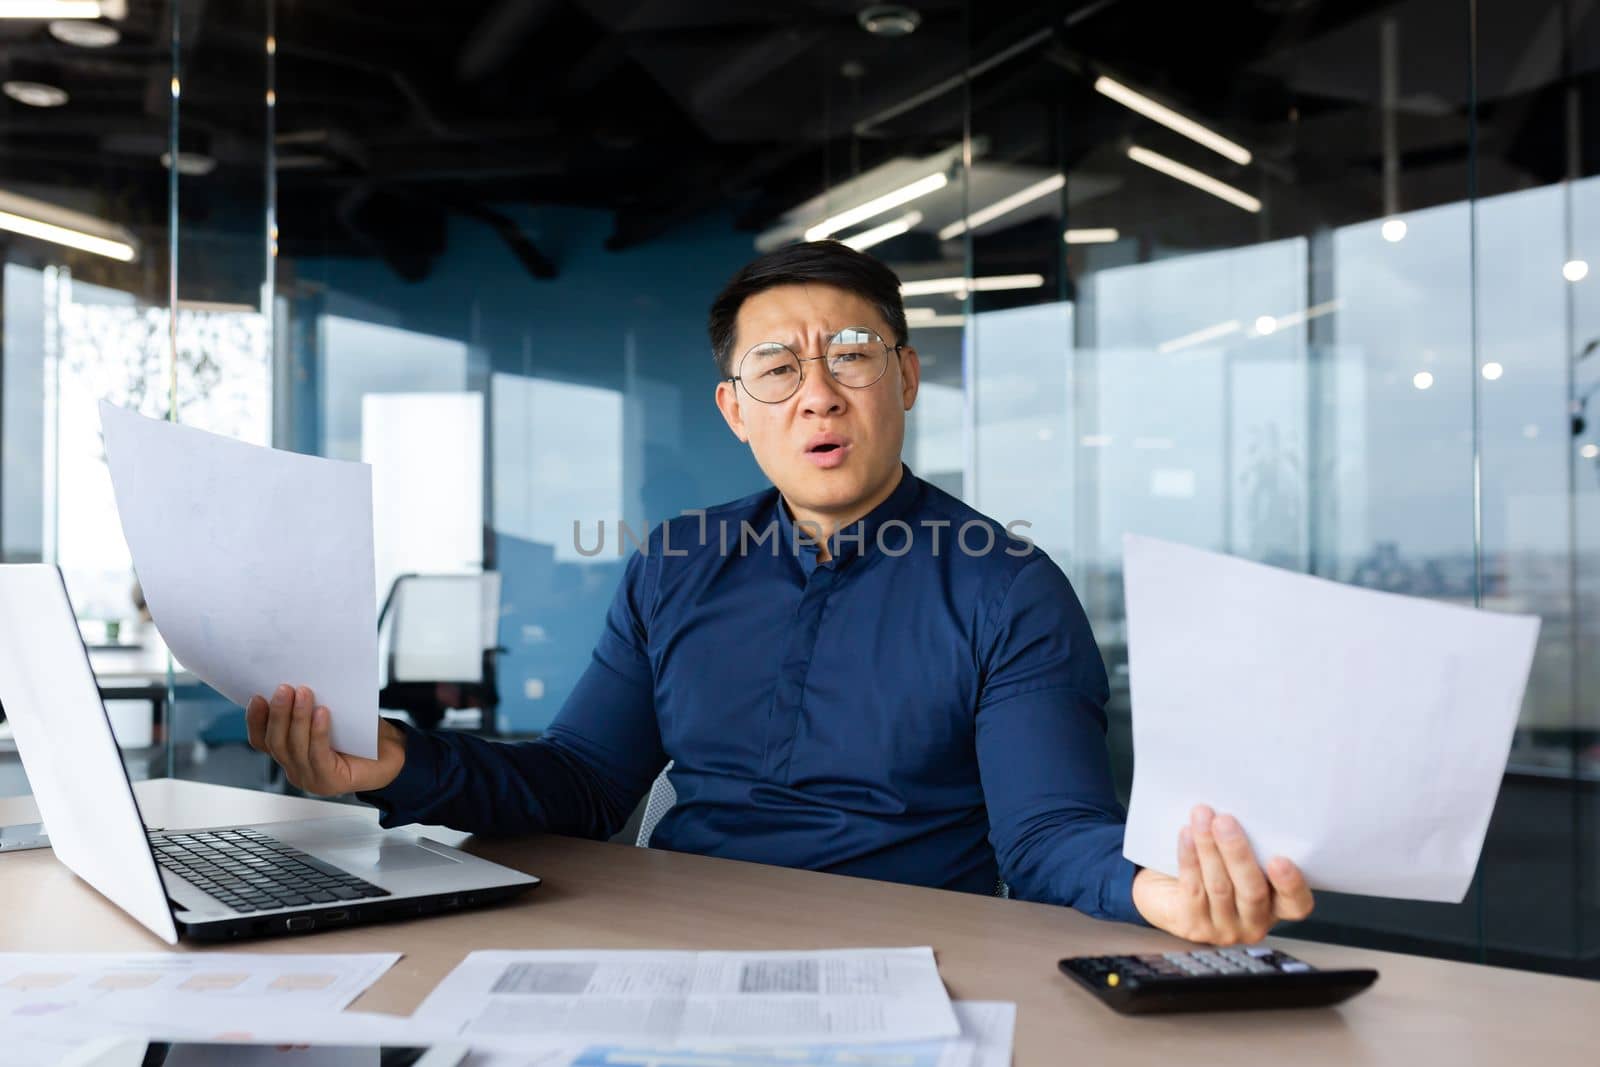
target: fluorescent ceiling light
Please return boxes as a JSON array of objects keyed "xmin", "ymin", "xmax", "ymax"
[
  {"xmin": 160, "ymin": 150, "xmax": 217, "ymax": 176},
  {"xmin": 937, "ymin": 173, "xmax": 1064, "ymax": 240},
  {"xmin": 1064, "ymin": 227, "xmax": 1119, "ymax": 244},
  {"xmin": 841, "ymin": 211, "xmax": 922, "ymax": 251},
  {"xmin": 906, "ymin": 306, "xmax": 969, "ymax": 328},
  {"xmin": 1245, "ymin": 300, "xmax": 1341, "ymax": 337},
  {"xmin": 899, "ymin": 273, "xmax": 1045, "ymax": 297},
  {"xmin": 3, "ymin": 80, "xmax": 68, "ymax": 107},
  {"xmin": 1127, "ymin": 145, "xmax": 1261, "ymax": 213},
  {"xmin": 0, "ymin": 0, "xmax": 124, "ymax": 17},
  {"xmin": 1095, "ymin": 75, "xmax": 1251, "ymax": 165},
  {"xmin": 1156, "ymin": 319, "xmax": 1240, "ymax": 354},
  {"xmin": 47, "ymin": 17, "xmax": 118, "ymax": 44},
  {"xmin": 0, "ymin": 188, "xmax": 137, "ymax": 261},
  {"xmin": 805, "ymin": 172, "xmax": 948, "ymax": 241}
]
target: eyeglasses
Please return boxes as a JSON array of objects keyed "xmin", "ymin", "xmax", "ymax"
[{"xmin": 727, "ymin": 326, "xmax": 902, "ymax": 404}]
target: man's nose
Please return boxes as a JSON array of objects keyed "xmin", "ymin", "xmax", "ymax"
[{"xmin": 797, "ymin": 357, "xmax": 847, "ymax": 417}]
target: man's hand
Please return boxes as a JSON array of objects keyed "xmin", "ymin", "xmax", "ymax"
[
  {"xmin": 1131, "ymin": 805, "xmax": 1314, "ymax": 944},
  {"xmin": 245, "ymin": 684, "xmax": 407, "ymax": 797}
]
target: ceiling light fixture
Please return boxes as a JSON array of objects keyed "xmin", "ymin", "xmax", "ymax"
[
  {"xmin": 47, "ymin": 17, "xmax": 118, "ymax": 44},
  {"xmin": 1563, "ymin": 259, "xmax": 1589, "ymax": 282},
  {"xmin": 2, "ymin": 80, "xmax": 68, "ymax": 107},
  {"xmin": 0, "ymin": 0, "xmax": 124, "ymax": 18},
  {"xmin": 937, "ymin": 173, "xmax": 1064, "ymax": 240},
  {"xmin": 1064, "ymin": 227, "xmax": 1120, "ymax": 244},
  {"xmin": 1481, "ymin": 361, "xmax": 1504, "ymax": 381},
  {"xmin": 1413, "ymin": 371, "xmax": 1434, "ymax": 390},
  {"xmin": 160, "ymin": 150, "xmax": 217, "ymax": 176},
  {"xmin": 899, "ymin": 273, "xmax": 1045, "ymax": 297},
  {"xmin": 857, "ymin": 4, "xmax": 921, "ymax": 36},
  {"xmin": 805, "ymin": 171, "xmax": 948, "ymax": 241},
  {"xmin": 841, "ymin": 210, "xmax": 922, "ymax": 251},
  {"xmin": 1381, "ymin": 218, "xmax": 1407, "ymax": 242},
  {"xmin": 0, "ymin": 188, "xmax": 137, "ymax": 261},
  {"xmin": 1095, "ymin": 75, "xmax": 1251, "ymax": 165},
  {"xmin": 1127, "ymin": 145, "xmax": 1261, "ymax": 213}
]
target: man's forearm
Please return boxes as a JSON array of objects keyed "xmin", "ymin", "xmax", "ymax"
[{"xmin": 359, "ymin": 650, "xmax": 667, "ymax": 838}]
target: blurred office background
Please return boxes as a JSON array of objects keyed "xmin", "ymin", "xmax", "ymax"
[{"xmin": 0, "ymin": 0, "xmax": 1595, "ymax": 975}]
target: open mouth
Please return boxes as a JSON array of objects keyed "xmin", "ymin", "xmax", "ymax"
[{"xmin": 809, "ymin": 443, "xmax": 841, "ymax": 454}]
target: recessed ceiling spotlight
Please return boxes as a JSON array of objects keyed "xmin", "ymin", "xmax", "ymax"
[
  {"xmin": 48, "ymin": 19, "xmax": 120, "ymax": 47},
  {"xmin": 858, "ymin": 4, "xmax": 921, "ymax": 37},
  {"xmin": 159, "ymin": 150, "xmax": 217, "ymax": 176},
  {"xmin": 3, "ymin": 80, "xmax": 68, "ymax": 107}
]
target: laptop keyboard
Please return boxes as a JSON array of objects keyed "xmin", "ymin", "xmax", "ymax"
[{"xmin": 153, "ymin": 827, "xmax": 390, "ymax": 913}]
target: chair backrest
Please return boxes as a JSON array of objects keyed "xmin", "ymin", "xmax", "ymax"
[
  {"xmin": 384, "ymin": 572, "xmax": 501, "ymax": 684},
  {"xmin": 635, "ymin": 761, "xmax": 676, "ymax": 847}
]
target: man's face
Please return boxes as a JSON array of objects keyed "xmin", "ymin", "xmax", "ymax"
[{"xmin": 715, "ymin": 283, "xmax": 920, "ymax": 519}]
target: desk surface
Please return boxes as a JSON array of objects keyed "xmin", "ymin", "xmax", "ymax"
[{"xmin": 0, "ymin": 779, "xmax": 1593, "ymax": 1064}]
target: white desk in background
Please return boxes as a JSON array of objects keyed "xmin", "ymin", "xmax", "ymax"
[{"xmin": 86, "ymin": 634, "xmax": 196, "ymax": 750}]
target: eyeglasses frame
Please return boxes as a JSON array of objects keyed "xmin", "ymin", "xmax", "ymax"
[{"xmin": 724, "ymin": 327, "xmax": 906, "ymax": 405}]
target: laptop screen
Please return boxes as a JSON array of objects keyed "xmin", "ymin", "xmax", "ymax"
[{"xmin": 0, "ymin": 564, "xmax": 179, "ymax": 943}]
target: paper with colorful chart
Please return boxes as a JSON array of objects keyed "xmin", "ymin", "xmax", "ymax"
[{"xmin": 0, "ymin": 951, "xmax": 399, "ymax": 1032}]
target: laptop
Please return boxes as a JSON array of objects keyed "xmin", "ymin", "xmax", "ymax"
[{"xmin": 0, "ymin": 563, "xmax": 539, "ymax": 943}]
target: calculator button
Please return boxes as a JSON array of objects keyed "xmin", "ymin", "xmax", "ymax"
[
  {"xmin": 1245, "ymin": 947, "xmax": 1274, "ymax": 958},
  {"xmin": 1280, "ymin": 961, "xmax": 1313, "ymax": 973}
]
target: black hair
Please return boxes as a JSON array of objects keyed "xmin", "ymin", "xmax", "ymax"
[{"xmin": 706, "ymin": 240, "xmax": 908, "ymax": 377}]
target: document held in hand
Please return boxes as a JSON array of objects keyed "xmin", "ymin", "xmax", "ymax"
[
  {"xmin": 1120, "ymin": 534, "xmax": 1540, "ymax": 903},
  {"xmin": 99, "ymin": 402, "xmax": 380, "ymax": 758}
]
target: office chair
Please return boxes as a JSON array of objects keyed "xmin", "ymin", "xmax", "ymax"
[
  {"xmin": 635, "ymin": 761, "xmax": 676, "ymax": 847},
  {"xmin": 377, "ymin": 572, "xmax": 504, "ymax": 733}
]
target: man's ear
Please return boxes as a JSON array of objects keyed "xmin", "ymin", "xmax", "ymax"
[
  {"xmin": 897, "ymin": 345, "xmax": 922, "ymax": 411},
  {"xmin": 715, "ymin": 379, "xmax": 750, "ymax": 443}
]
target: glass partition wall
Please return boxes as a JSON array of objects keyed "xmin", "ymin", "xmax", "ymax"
[{"xmin": 0, "ymin": 0, "xmax": 1593, "ymax": 976}]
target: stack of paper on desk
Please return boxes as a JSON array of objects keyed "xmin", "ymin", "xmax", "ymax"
[
  {"xmin": 10, "ymin": 949, "xmax": 1011, "ymax": 1067},
  {"xmin": 413, "ymin": 947, "xmax": 963, "ymax": 1048},
  {"xmin": 1119, "ymin": 534, "xmax": 1541, "ymax": 902}
]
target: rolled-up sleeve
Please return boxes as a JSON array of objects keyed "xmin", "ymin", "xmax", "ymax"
[{"xmin": 974, "ymin": 555, "xmax": 1144, "ymax": 924}]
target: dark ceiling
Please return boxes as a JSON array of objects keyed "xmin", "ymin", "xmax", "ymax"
[{"xmin": 2, "ymin": 0, "xmax": 1599, "ymax": 288}]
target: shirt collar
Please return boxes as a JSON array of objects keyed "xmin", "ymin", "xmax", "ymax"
[{"xmin": 774, "ymin": 463, "xmax": 923, "ymax": 572}]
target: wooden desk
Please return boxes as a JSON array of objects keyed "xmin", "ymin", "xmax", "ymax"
[{"xmin": 0, "ymin": 780, "xmax": 1593, "ymax": 1063}]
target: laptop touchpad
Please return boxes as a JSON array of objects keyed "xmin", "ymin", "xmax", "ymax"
[{"xmin": 321, "ymin": 841, "xmax": 460, "ymax": 873}]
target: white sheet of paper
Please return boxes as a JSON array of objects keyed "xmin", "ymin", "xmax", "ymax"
[
  {"xmin": 952, "ymin": 1002, "xmax": 1015, "ymax": 1067},
  {"xmin": 1120, "ymin": 534, "xmax": 1541, "ymax": 902},
  {"xmin": 0, "ymin": 951, "xmax": 400, "ymax": 1022},
  {"xmin": 100, "ymin": 402, "xmax": 380, "ymax": 757},
  {"xmin": 456, "ymin": 1001, "xmax": 1010, "ymax": 1067},
  {"xmin": 414, "ymin": 948, "xmax": 962, "ymax": 1048}
]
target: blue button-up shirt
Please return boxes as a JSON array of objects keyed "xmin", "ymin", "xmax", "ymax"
[{"xmin": 366, "ymin": 466, "xmax": 1142, "ymax": 923}]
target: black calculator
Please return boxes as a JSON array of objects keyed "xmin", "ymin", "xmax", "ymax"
[{"xmin": 1058, "ymin": 947, "xmax": 1378, "ymax": 1015}]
